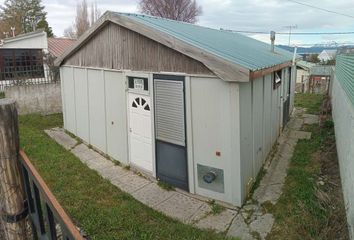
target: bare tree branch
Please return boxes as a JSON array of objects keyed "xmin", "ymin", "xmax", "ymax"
[{"xmin": 139, "ymin": 0, "xmax": 202, "ymax": 23}]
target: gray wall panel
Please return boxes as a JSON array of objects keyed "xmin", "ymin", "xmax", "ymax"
[
  {"xmin": 105, "ymin": 70, "xmax": 128, "ymax": 164},
  {"xmin": 190, "ymin": 76, "xmax": 237, "ymax": 204},
  {"xmin": 62, "ymin": 66, "xmax": 76, "ymax": 134},
  {"xmin": 88, "ymin": 69, "xmax": 107, "ymax": 152},
  {"xmin": 239, "ymin": 81, "xmax": 253, "ymax": 199},
  {"xmin": 74, "ymin": 68, "xmax": 90, "ymax": 143}
]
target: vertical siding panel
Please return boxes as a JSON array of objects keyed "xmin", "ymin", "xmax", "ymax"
[
  {"xmin": 88, "ymin": 69, "xmax": 107, "ymax": 151},
  {"xmin": 74, "ymin": 68, "xmax": 90, "ymax": 142}
]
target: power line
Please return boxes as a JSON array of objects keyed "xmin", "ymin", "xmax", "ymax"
[
  {"xmin": 278, "ymin": 31, "xmax": 354, "ymax": 35},
  {"xmin": 223, "ymin": 29, "xmax": 354, "ymax": 35},
  {"xmin": 287, "ymin": 0, "xmax": 354, "ymax": 19}
]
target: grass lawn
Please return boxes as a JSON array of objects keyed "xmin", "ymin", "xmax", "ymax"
[
  {"xmin": 0, "ymin": 92, "xmax": 4, "ymax": 99},
  {"xmin": 19, "ymin": 114, "xmax": 234, "ymax": 240},
  {"xmin": 267, "ymin": 94, "xmax": 348, "ymax": 239},
  {"xmin": 294, "ymin": 93, "xmax": 324, "ymax": 114}
]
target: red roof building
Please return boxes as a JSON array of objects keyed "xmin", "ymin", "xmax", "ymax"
[{"xmin": 48, "ymin": 38, "xmax": 76, "ymax": 58}]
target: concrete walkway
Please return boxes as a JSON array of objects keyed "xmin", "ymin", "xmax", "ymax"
[{"xmin": 45, "ymin": 108, "xmax": 317, "ymax": 239}]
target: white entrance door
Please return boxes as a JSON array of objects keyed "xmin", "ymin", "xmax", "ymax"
[{"xmin": 128, "ymin": 93, "xmax": 153, "ymax": 172}]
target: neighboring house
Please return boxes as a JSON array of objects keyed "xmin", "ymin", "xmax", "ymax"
[
  {"xmin": 0, "ymin": 30, "xmax": 75, "ymax": 87},
  {"xmin": 48, "ymin": 38, "xmax": 76, "ymax": 58},
  {"xmin": 55, "ymin": 11, "xmax": 296, "ymax": 207},
  {"xmin": 318, "ymin": 49, "xmax": 337, "ymax": 62},
  {"xmin": 0, "ymin": 30, "xmax": 48, "ymax": 81},
  {"xmin": 332, "ymin": 54, "xmax": 354, "ymax": 239},
  {"xmin": 296, "ymin": 60, "xmax": 316, "ymax": 93}
]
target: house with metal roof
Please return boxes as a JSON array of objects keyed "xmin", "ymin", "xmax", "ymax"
[{"xmin": 56, "ymin": 11, "xmax": 296, "ymax": 207}]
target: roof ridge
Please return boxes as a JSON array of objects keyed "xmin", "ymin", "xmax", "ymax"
[{"xmin": 115, "ymin": 11, "xmax": 238, "ymax": 34}]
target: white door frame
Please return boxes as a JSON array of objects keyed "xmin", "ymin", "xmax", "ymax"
[{"xmin": 124, "ymin": 71, "xmax": 155, "ymax": 176}]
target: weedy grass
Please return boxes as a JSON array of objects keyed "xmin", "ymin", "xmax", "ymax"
[
  {"xmin": 294, "ymin": 93, "xmax": 324, "ymax": 114},
  {"xmin": 268, "ymin": 94, "xmax": 342, "ymax": 239}
]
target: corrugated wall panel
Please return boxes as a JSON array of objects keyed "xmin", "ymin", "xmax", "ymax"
[
  {"xmin": 333, "ymin": 55, "xmax": 354, "ymax": 239},
  {"xmin": 239, "ymin": 81, "xmax": 253, "ymax": 199},
  {"xmin": 88, "ymin": 69, "xmax": 107, "ymax": 152},
  {"xmin": 252, "ymin": 77, "xmax": 264, "ymax": 174},
  {"xmin": 74, "ymin": 68, "xmax": 90, "ymax": 142},
  {"xmin": 336, "ymin": 54, "xmax": 354, "ymax": 106},
  {"xmin": 154, "ymin": 79, "xmax": 185, "ymax": 146},
  {"xmin": 263, "ymin": 74, "xmax": 272, "ymax": 159}
]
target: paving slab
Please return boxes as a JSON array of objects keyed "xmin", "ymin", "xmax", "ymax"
[
  {"xmin": 45, "ymin": 128, "xmax": 77, "ymax": 150},
  {"xmin": 131, "ymin": 183, "xmax": 175, "ymax": 208},
  {"xmin": 287, "ymin": 118, "xmax": 304, "ymax": 130},
  {"xmin": 195, "ymin": 208, "xmax": 237, "ymax": 233},
  {"xmin": 155, "ymin": 192, "xmax": 204, "ymax": 223},
  {"xmin": 187, "ymin": 203, "xmax": 212, "ymax": 224},
  {"xmin": 100, "ymin": 166, "xmax": 130, "ymax": 180},
  {"xmin": 71, "ymin": 146, "xmax": 96, "ymax": 163},
  {"xmin": 114, "ymin": 173, "xmax": 151, "ymax": 194},
  {"xmin": 303, "ymin": 114, "xmax": 319, "ymax": 125},
  {"xmin": 289, "ymin": 130, "xmax": 312, "ymax": 140},
  {"xmin": 227, "ymin": 214, "xmax": 255, "ymax": 240},
  {"xmin": 249, "ymin": 214, "xmax": 275, "ymax": 240}
]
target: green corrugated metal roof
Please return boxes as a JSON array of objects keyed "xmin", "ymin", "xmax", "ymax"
[
  {"xmin": 336, "ymin": 54, "xmax": 354, "ymax": 106},
  {"xmin": 116, "ymin": 12, "xmax": 294, "ymax": 71},
  {"xmin": 310, "ymin": 65, "xmax": 333, "ymax": 76},
  {"xmin": 297, "ymin": 60, "xmax": 316, "ymax": 70}
]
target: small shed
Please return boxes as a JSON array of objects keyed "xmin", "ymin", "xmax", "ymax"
[{"xmin": 56, "ymin": 11, "xmax": 296, "ymax": 207}]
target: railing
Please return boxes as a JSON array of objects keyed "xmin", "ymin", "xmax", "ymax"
[
  {"xmin": 0, "ymin": 67, "xmax": 60, "ymax": 92},
  {"xmin": 19, "ymin": 150, "xmax": 84, "ymax": 240}
]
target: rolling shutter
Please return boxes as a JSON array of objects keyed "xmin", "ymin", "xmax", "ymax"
[{"xmin": 154, "ymin": 79, "xmax": 185, "ymax": 146}]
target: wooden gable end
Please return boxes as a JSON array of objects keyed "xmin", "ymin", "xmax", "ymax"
[{"xmin": 64, "ymin": 22, "xmax": 214, "ymax": 75}]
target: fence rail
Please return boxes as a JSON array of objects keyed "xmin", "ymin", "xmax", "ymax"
[
  {"xmin": 19, "ymin": 150, "xmax": 84, "ymax": 240},
  {"xmin": 0, "ymin": 67, "xmax": 60, "ymax": 92}
]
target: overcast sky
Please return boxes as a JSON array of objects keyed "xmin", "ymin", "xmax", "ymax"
[{"xmin": 2, "ymin": 0, "xmax": 354, "ymax": 46}]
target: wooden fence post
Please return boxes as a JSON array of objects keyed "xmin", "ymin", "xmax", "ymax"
[{"xmin": 0, "ymin": 99, "xmax": 28, "ymax": 240}]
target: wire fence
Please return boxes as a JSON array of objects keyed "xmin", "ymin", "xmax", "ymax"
[{"xmin": 0, "ymin": 66, "xmax": 60, "ymax": 93}]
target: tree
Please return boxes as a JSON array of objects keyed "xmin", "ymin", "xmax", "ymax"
[
  {"xmin": 75, "ymin": 0, "xmax": 89, "ymax": 37},
  {"xmin": 0, "ymin": 0, "xmax": 52, "ymax": 37},
  {"xmin": 307, "ymin": 54, "xmax": 320, "ymax": 63},
  {"xmin": 37, "ymin": 15, "xmax": 53, "ymax": 37},
  {"xmin": 90, "ymin": 1, "xmax": 100, "ymax": 26},
  {"xmin": 63, "ymin": 0, "xmax": 101, "ymax": 39},
  {"xmin": 138, "ymin": 0, "xmax": 202, "ymax": 23},
  {"xmin": 63, "ymin": 26, "xmax": 76, "ymax": 39}
]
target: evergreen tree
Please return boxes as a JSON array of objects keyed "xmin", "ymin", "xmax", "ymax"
[
  {"xmin": 0, "ymin": 0, "xmax": 52, "ymax": 37},
  {"xmin": 37, "ymin": 15, "xmax": 53, "ymax": 37}
]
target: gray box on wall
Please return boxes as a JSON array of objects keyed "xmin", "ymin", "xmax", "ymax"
[{"xmin": 197, "ymin": 164, "xmax": 224, "ymax": 193}]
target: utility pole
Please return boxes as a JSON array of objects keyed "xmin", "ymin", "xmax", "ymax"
[
  {"xmin": 270, "ymin": 31, "xmax": 276, "ymax": 52},
  {"xmin": 283, "ymin": 25, "xmax": 297, "ymax": 46},
  {"xmin": 0, "ymin": 99, "xmax": 28, "ymax": 240}
]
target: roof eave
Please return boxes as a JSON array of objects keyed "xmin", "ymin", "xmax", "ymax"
[{"xmin": 249, "ymin": 61, "xmax": 293, "ymax": 80}]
